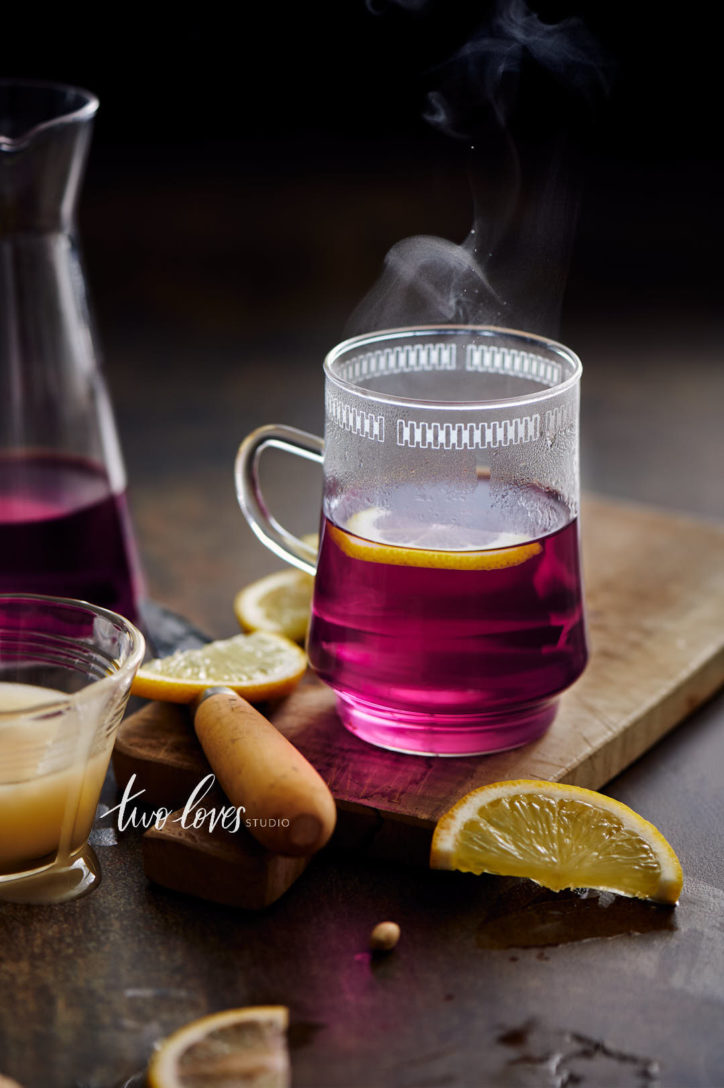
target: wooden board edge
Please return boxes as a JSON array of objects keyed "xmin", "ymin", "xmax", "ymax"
[
  {"xmin": 556, "ymin": 647, "xmax": 724, "ymax": 791},
  {"xmin": 327, "ymin": 647, "xmax": 724, "ymax": 864}
]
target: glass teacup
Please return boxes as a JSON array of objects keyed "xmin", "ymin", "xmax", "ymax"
[{"xmin": 236, "ymin": 326, "xmax": 588, "ymax": 757}]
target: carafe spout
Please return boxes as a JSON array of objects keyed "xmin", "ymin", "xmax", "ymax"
[{"xmin": 0, "ymin": 80, "xmax": 98, "ymax": 232}]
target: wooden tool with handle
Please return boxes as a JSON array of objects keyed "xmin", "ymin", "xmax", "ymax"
[{"xmin": 193, "ymin": 686, "xmax": 337, "ymax": 856}]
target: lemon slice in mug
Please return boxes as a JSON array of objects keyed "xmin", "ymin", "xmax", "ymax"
[
  {"xmin": 430, "ymin": 780, "xmax": 683, "ymax": 904},
  {"xmin": 332, "ymin": 506, "xmax": 542, "ymax": 570}
]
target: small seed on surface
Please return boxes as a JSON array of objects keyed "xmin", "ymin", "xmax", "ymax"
[{"xmin": 370, "ymin": 920, "xmax": 401, "ymax": 952}]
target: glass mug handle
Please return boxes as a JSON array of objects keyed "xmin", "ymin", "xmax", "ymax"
[{"xmin": 235, "ymin": 424, "xmax": 324, "ymax": 577}]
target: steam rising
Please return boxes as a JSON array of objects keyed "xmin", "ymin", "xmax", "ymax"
[
  {"xmin": 423, "ymin": 0, "xmax": 608, "ymax": 136},
  {"xmin": 350, "ymin": 0, "xmax": 609, "ymax": 338}
]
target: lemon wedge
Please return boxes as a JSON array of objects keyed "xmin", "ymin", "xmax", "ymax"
[
  {"xmin": 131, "ymin": 632, "xmax": 307, "ymax": 703},
  {"xmin": 234, "ymin": 569, "xmax": 314, "ymax": 643},
  {"xmin": 430, "ymin": 779, "xmax": 683, "ymax": 904},
  {"xmin": 147, "ymin": 1006, "xmax": 289, "ymax": 1088}
]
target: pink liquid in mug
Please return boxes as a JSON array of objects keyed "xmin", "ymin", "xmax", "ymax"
[
  {"xmin": 307, "ymin": 479, "xmax": 588, "ymax": 755},
  {"xmin": 0, "ymin": 453, "xmax": 143, "ymax": 623}
]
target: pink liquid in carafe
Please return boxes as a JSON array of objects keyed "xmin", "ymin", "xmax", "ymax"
[{"xmin": 0, "ymin": 453, "xmax": 143, "ymax": 622}]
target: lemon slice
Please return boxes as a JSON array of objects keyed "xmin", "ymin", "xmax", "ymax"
[
  {"xmin": 147, "ymin": 1005, "xmax": 289, "ymax": 1088},
  {"xmin": 430, "ymin": 779, "xmax": 683, "ymax": 904},
  {"xmin": 331, "ymin": 508, "xmax": 541, "ymax": 570},
  {"xmin": 131, "ymin": 632, "xmax": 307, "ymax": 703},
  {"xmin": 234, "ymin": 569, "xmax": 314, "ymax": 643}
]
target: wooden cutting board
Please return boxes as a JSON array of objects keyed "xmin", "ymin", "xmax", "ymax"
[{"xmin": 117, "ymin": 494, "xmax": 724, "ymax": 867}]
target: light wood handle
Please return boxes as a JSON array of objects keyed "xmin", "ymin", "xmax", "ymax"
[{"xmin": 193, "ymin": 688, "xmax": 337, "ymax": 856}]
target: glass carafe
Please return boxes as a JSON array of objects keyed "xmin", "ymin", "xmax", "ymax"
[{"xmin": 0, "ymin": 80, "xmax": 143, "ymax": 622}]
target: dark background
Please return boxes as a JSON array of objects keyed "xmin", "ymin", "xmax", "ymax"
[
  {"xmin": 4, "ymin": 1, "xmax": 722, "ymax": 623},
  {"xmin": 6, "ymin": 2, "xmax": 721, "ymax": 341}
]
